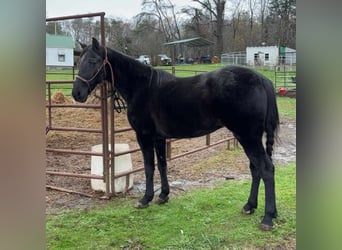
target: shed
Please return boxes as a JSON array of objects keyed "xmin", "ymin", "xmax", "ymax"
[
  {"xmin": 164, "ymin": 37, "xmax": 214, "ymax": 47},
  {"xmin": 246, "ymin": 46, "xmax": 296, "ymax": 66},
  {"xmin": 280, "ymin": 47, "xmax": 296, "ymax": 65},
  {"xmin": 46, "ymin": 34, "xmax": 75, "ymax": 67},
  {"xmin": 246, "ymin": 46, "xmax": 278, "ymax": 66},
  {"xmin": 164, "ymin": 37, "xmax": 214, "ymax": 64}
]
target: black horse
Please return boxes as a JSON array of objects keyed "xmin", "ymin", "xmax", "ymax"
[{"xmin": 72, "ymin": 38, "xmax": 280, "ymax": 230}]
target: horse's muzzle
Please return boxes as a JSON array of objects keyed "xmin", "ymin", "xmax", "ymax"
[{"xmin": 72, "ymin": 80, "xmax": 89, "ymax": 103}]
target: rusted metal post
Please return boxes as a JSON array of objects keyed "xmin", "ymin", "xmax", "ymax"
[
  {"xmin": 100, "ymin": 13, "xmax": 106, "ymax": 46},
  {"xmin": 47, "ymin": 82, "xmax": 52, "ymax": 133},
  {"xmin": 110, "ymin": 89, "xmax": 115, "ymax": 195},
  {"xmin": 206, "ymin": 134, "xmax": 211, "ymax": 146},
  {"xmin": 101, "ymin": 83, "xmax": 110, "ymax": 198},
  {"xmin": 99, "ymin": 13, "xmax": 111, "ymax": 198}
]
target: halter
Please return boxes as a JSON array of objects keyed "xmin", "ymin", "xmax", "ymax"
[
  {"xmin": 75, "ymin": 46, "xmax": 114, "ymax": 87},
  {"xmin": 75, "ymin": 46, "xmax": 125, "ymax": 112}
]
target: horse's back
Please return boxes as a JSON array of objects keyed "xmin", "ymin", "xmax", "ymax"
[{"xmin": 148, "ymin": 66, "xmax": 275, "ymax": 138}]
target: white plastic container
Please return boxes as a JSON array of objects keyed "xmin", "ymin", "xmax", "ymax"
[{"xmin": 91, "ymin": 144, "xmax": 133, "ymax": 193}]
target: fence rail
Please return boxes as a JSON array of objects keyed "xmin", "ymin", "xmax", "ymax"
[{"xmin": 274, "ymin": 65, "xmax": 296, "ymax": 90}]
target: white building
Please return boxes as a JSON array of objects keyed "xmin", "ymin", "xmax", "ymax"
[
  {"xmin": 282, "ymin": 47, "xmax": 296, "ymax": 65},
  {"xmin": 246, "ymin": 46, "xmax": 296, "ymax": 66},
  {"xmin": 46, "ymin": 34, "xmax": 75, "ymax": 67}
]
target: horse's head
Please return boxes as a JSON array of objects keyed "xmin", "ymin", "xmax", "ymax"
[{"xmin": 72, "ymin": 38, "xmax": 107, "ymax": 102}]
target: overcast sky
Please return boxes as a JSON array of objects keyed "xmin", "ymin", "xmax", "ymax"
[{"xmin": 46, "ymin": 0, "xmax": 199, "ymax": 20}]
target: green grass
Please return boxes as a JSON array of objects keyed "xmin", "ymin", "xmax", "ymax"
[
  {"xmin": 46, "ymin": 164, "xmax": 295, "ymax": 249},
  {"xmin": 157, "ymin": 64, "xmax": 275, "ymax": 81},
  {"xmin": 46, "ymin": 69, "xmax": 76, "ymax": 97},
  {"xmin": 156, "ymin": 63, "xmax": 222, "ymax": 76},
  {"xmin": 46, "ymin": 68, "xmax": 76, "ymax": 81},
  {"xmin": 46, "ymin": 64, "xmax": 296, "ymax": 249},
  {"xmin": 277, "ymin": 97, "xmax": 296, "ymax": 120}
]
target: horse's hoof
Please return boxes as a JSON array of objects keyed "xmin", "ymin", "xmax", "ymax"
[
  {"xmin": 155, "ymin": 196, "xmax": 169, "ymax": 205},
  {"xmin": 259, "ymin": 223, "xmax": 274, "ymax": 231},
  {"xmin": 241, "ymin": 207, "xmax": 255, "ymax": 215},
  {"xmin": 133, "ymin": 201, "xmax": 149, "ymax": 209}
]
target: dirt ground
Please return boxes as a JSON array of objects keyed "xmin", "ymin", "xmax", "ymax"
[{"xmin": 46, "ymin": 94, "xmax": 296, "ymax": 214}]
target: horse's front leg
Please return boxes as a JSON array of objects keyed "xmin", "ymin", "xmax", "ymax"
[
  {"xmin": 134, "ymin": 133, "xmax": 155, "ymax": 208},
  {"xmin": 154, "ymin": 137, "xmax": 170, "ymax": 204}
]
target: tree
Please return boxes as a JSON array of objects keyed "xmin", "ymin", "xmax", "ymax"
[
  {"xmin": 247, "ymin": 0, "xmax": 257, "ymax": 44},
  {"xmin": 227, "ymin": 0, "xmax": 244, "ymax": 51},
  {"xmin": 268, "ymin": 0, "xmax": 296, "ymax": 48},
  {"xmin": 107, "ymin": 19, "xmax": 130, "ymax": 52},
  {"xmin": 62, "ymin": 19, "xmax": 87, "ymax": 44},
  {"xmin": 192, "ymin": 0, "xmax": 226, "ymax": 55},
  {"xmin": 46, "ymin": 22, "xmax": 64, "ymax": 35},
  {"xmin": 138, "ymin": 0, "xmax": 182, "ymax": 42},
  {"xmin": 132, "ymin": 16, "xmax": 165, "ymax": 57},
  {"xmin": 259, "ymin": 0, "xmax": 270, "ymax": 44}
]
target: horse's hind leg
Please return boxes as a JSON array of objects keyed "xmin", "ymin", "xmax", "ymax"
[
  {"xmin": 154, "ymin": 137, "xmax": 170, "ymax": 204},
  {"xmin": 238, "ymin": 137, "xmax": 277, "ymax": 230},
  {"xmin": 259, "ymin": 155, "xmax": 278, "ymax": 230},
  {"xmin": 242, "ymin": 162, "xmax": 261, "ymax": 215}
]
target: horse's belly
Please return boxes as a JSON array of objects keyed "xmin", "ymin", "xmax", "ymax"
[{"xmin": 154, "ymin": 116, "xmax": 223, "ymax": 139}]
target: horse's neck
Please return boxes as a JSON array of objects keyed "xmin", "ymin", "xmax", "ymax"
[{"xmin": 106, "ymin": 48, "xmax": 151, "ymax": 101}]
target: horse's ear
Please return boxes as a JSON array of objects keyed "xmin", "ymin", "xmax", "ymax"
[
  {"xmin": 92, "ymin": 37, "xmax": 101, "ymax": 51},
  {"xmin": 77, "ymin": 40, "xmax": 87, "ymax": 50}
]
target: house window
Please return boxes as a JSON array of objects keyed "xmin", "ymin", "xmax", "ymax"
[
  {"xmin": 58, "ymin": 54, "xmax": 65, "ymax": 62},
  {"xmin": 265, "ymin": 53, "xmax": 269, "ymax": 61},
  {"xmin": 58, "ymin": 50, "xmax": 66, "ymax": 62}
]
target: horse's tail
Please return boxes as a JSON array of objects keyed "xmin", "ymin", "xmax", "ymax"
[{"xmin": 263, "ymin": 78, "xmax": 280, "ymax": 159}]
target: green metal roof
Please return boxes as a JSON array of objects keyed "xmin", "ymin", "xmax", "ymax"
[
  {"xmin": 46, "ymin": 34, "xmax": 75, "ymax": 49},
  {"xmin": 164, "ymin": 37, "xmax": 214, "ymax": 47}
]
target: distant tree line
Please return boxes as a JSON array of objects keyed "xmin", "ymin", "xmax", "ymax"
[{"xmin": 46, "ymin": 0, "xmax": 295, "ymax": 58}]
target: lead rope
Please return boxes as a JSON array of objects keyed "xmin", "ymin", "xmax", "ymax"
[
  {"xmin": 105, "ymin": 57, "xmax": 125, "ymax": 113},
  {"xmin": 88, "ymin": 46, "xmax": 125, "ymax": 113}
]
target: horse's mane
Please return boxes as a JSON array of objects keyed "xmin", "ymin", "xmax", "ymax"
[
  {"xmin": 153, "ymin": 68, "xmax": 175, "ymax": 87},
  {"xmin": 108, "ymin": 48, "xmax": 143, "ymax": 69}
]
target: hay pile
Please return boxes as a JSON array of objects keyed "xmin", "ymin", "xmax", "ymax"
[{"xmin": 51, "ymin": 90, "xmax": 67, "ymax": 103}]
